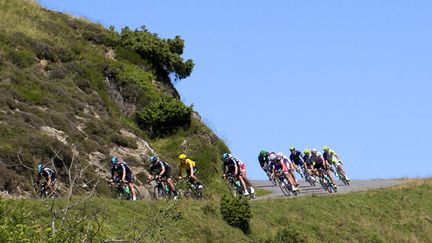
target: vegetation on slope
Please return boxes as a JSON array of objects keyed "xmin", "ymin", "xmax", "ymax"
[
  {"xmin": 0, "ymin": 0, "xmax": 227, "ymax": 196},
  {"xmin": 1, "ymin": 180, "xmax": 431, "ymax": 242}
]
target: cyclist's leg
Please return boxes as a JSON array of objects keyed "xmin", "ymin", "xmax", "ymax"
[
  {"xmin": 335, "ymin": 161, "xmax": 347, "ymax": 177},
  {"xmin": 241, "ymin": 170, "xmax": 255, "ymax": 193},
  {"xmin": 285, "ymin": 163, "xmax": 297, "ymax": 187},
  {"xmin": 237, "ymin": 171, "xmax": 249, "ymax": 194},
  {"xmin": 164, "ymin": 167, "xmax": 178, "ymax": 197},
  {"xmin": 324, "ymin": 162, "xmax": 336, "ymax": 185},
  {"xmin": 126, "ymin": 174, "xmax": 137, "ymax": 200}
]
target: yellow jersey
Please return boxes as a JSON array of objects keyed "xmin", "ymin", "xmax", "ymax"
[{"xmin": 179, "ymin": 158, "xmax": 196, "ymax": 175}]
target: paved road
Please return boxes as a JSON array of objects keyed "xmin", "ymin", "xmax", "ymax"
[{"xmin": 253, "ymin": 179, "xmax": 404, "ymax": 200}]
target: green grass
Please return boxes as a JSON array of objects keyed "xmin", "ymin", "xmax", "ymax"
[{"xmin": 1, "ymin": 179, "xmax": 431, "ymax": 242}]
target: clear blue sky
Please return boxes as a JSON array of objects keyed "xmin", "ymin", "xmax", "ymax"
[{"xmin": 39, "ymin": 0, "xmax": 432, "ymax": 179}]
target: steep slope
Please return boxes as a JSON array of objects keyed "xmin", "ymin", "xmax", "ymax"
[
  {"xmin": 1, "ymin": 179, "xmax": 431, "ymax": 242},
  {"xmin": 0, "ymin": 0, "xmax": 228, "ymax": 196}
]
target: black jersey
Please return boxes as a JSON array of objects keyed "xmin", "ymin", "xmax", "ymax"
[{"xmin": 111, "ymin": 162, "xmax": 133, "ymax": 178}]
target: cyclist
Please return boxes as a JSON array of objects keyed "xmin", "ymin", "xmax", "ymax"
[
  {"xmin": 110, "ymin": 156, "xmax": 137, "ymax": 201},
  {"xmin": 289, "ymin": 147, "xmax": 306, "ymax": 177},
  {"xmin": 311, "ymin": 148, "xmax": 337, "ymax": 188},
  {"xmin": 303, "ymin": 149, "xmax": 316, "ymax": 176},
  {"xmin": 277, "ymin": 152, "xmax": 299, "ymax": 186},
  {"xmin": 269, "ymin": 152, "xmax": 298, "ymax": 191},
  {"xmin": 178, "ymin": 154, "xmax": 203, "ymax": 189},
  {"xmin": 36, "ymin": 162, "xmax": 57, "ymax": 191},
  {"xmin": 323, "ymin": 146, "xmax": 350, "ymax": 181},
  {"xmin": 222, "ymin": 153, "xmax": 251, "ymax": 196},
  {"xmin": 148, "ymin": 156, "xmax": 178, "ymax": 199},
  {"xmin": 237, "ymin": 157, "xmax": 256, "ymax": 198},
  {"xmin": 258, "ymin": 150, "xmax": 271, "ymax": 173}
]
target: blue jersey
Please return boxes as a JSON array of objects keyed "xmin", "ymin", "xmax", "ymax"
[{"xmin": 290, "ymin": 151, "xmax": 304, "ymax": 166}]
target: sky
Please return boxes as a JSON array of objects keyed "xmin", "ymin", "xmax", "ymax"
[{"xmin": 39, "ymin": 0, "xmax": 432, "ymax": 180}]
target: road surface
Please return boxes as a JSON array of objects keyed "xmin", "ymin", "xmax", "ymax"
[{"xmin": 253, "ymin": 179, "xmax": 404, "ymax": 200}]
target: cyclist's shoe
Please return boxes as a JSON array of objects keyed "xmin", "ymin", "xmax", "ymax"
[
  {"xmin": 333, "ymin": 184, "xmax": 338, "ymax": 188},
  {"xmin": 173, "ymin": 195, "xmax": 178, "ymax": 200},
  {"xmin": 292, "ymin": 186, "xmax": 298, "ymax": 191},
  {"xmin": 346, "ymin": 177, "xmax": 350, "ymax": 181},
  {"xmin": 243, "ymin": 191, "xmax": 250, "ymax": 196},
  {"xmin": 133, "ymin": 196, "xmax": 137, "ymax": 201},
  {"xmin": 197, "ymin": 185, "xmax": 204, "ymax": 189},
  {"xmin": 250, "ymin": 187, "xmax": 255, "ymax": 194}
]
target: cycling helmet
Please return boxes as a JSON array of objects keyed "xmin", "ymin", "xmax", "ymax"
[
  {"xmin": 289, "ymin": 146, "xmax": 295, "ymax": 152},
  {"xmin": 37, "ymin": 163, "xmax": 43, "ymax": 173},
  {"xmin": 311, "ymin": 148, "xmax": 318, "ymax": 153},
  {"xmin": 179, "ymin": 154, "xmax": 187, "ymax": 160},
  {"xmin": 111, "ymin": 156, "xmax": 118, "ymax": 164},
  {"xmin": 323, "ymin": 145, "xmax": 330, "ymax": 151},
  {"xmin": 259, "ymin": 150, "xmax": 268, "ymax": 157},
  {"xmin": 304, "ymin": 149, "xmax": 310, "ymax": 154},
  {"xmin": 222, "ymin": 153, "xmax": 231, "ymax": 161},
  {"xmin": 149, "ymin": 156, "xmax": 158, "ymax": 164},
  {"xmin": 268, "ymin": 152, "xmax": 277, "ymax": 161}
]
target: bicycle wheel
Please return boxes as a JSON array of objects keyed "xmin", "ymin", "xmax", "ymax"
[
  {"xmin": 153, "ymin": 185, "xmax": 167, "ymax": 200},
  {"xmin": 193, "ymin": 185, "xmax": 205, "ymax": 199},
  {"xmin": 337, "ymin": 168, "xmax": 350, "ymax": 186},
  {"xmin": 279, "ymin": 180, "xmax": 291, "ymax": 197},
  {"xmin": 267, "ymin": 172, "xmax": 277, "ymax": 186},
  {"xmin": 133, "ymin": 186, "xmax": 142, "ymax": 200}
]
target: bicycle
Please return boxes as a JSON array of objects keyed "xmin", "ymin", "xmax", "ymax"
[
  {"xmin": 303, "ymin": 167, "xmax": 317, "ymax": 187},
  {"xmin": 149, "ymin": 178, "xmax": 177, "ymax": 200},
  {"xmin": 295, "ymin": 167, "xmax": 305, "ymax": 179},
  {"xmin": 264, "ymin": 164, "xmax": 277, "ymax": 186},
  {"xmin": 109, "ymin": 179, "xmax": 141, "ymax": 200},
  {"xmin": 222, "ymin": 174, "xmax": 255, "ymax": 199},
  {"xmin": 317, "ymin": 168, "xmax": 337, "ymax": 193},
  {"xmin": 335, "ymin": 165, "xmax": 350, "ymax": 186},
  {"xmin": 274, "ymin": 170, "xmax": 299, "ymax": 197},
  {"xmin": 34, "ymin": 181, "xmax": 61, "ymax": 198},
  {"xmin": 176, "ymin": 176, "xmax": 205, "ymax": 199}
]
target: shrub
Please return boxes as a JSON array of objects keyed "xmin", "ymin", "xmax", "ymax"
[
  {"xmin": 111, "ymin": 134, "xmax": 137, "ymax": 149},
  {"xmin": 268, "ymin": 227, "xmax": 306, "ymax": 243},
  {"xmin": 136, "ymin": 97, "xmax": 192, "ymax": 137},
  {"xmin": 7, "ymin": 49, "xmax": 34, "ymax": 68},
  {"xmin": 220, "ymin": 195, "xmax": 252, "ymax": 234},
  {"xmin": 31, "ymin": 40, "xmax": 56, "ymax": 62},
  {"xmin": 109, "ymin": 26, "xmax": 194, "ymax": 81}
]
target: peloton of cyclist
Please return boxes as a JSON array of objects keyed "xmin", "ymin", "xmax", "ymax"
[
  {"xmin": 222, "ymin": 153, "xmax": 252, "ymax": 196},
  {"xmin": 269, "ymin": 152, "xmax": 298, "ymax": 191},
  {"xmin": 323, "ymin": 146, "xmax": 350, "ymax": 181},
  {"xmin": 148, "ymin": 156, "xmax": 178, "ymax": 200},
  {"xmin": 178, "ymin": 154, "xmax": 204, "ymax": 189},
  {"xmin": 36, "ymin": 162, "xmax": 57, "ymax": 191},
  {"xmin": 110, "ymin": 156, "xmax": 137, "ymax": 201},
  {"xmin": 310, "ymin": 148, "xmax": 337, "ymax": 188}
]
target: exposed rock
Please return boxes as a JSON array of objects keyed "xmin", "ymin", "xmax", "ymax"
[
  {"xmin": 105, "ymin": 48, "xmax": 116, "ymax": 60},
  {"xmin": 88, "ymin": 151, "xmax": 108, "ymax": 175},
  {"xmin": 40, "ymin": 126, "xmax": 68, "ymax": 145}
]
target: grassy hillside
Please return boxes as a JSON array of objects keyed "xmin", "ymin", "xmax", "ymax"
[
  {"xmin": 1, "ymin": 179, "xmax": 431, "ymax": 242},
  {"xmin": 0, "ymin": 0, "xmax": 228, "ymax": 196}
]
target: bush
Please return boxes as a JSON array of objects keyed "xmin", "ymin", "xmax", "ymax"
[
  {"xmin": 136, "ymin": 97, "xmax": 192, "ymax": 137},
  {"xmin": 6, "ymin": 49, "xmax": 34, "ymax": 68},
  {"xmin": 109, "ymin": 26, "xmax": 194, "ymax": 81},
  {"xmin": 111, "ymin": 134, "xmax": 137, "ymax": 149},
  {"xmin": 220, "ymin": 195, "xmax": 252, "ymax": 234},
  {"xmin": 268, "ymin": 227, "xmax": 306, "ymax": 243}
]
